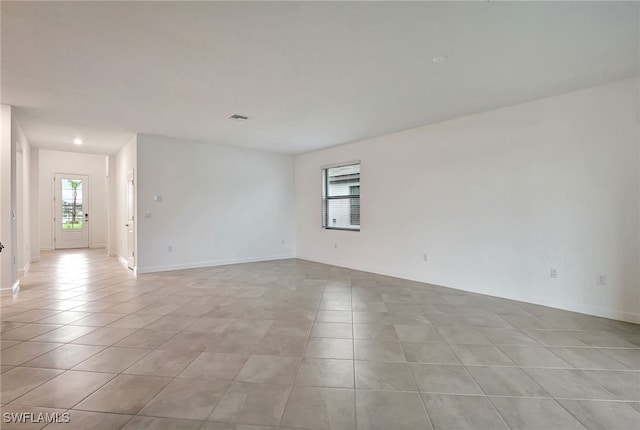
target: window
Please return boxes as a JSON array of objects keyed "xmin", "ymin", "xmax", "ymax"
[
  {"xmin": 61, "ymin": 178, "xmax": 84, "ymax": 229},
  {"xmin": 322, "ymin": 162, "xmax": 360, "ymax": 231},
  {"xmin": 349, "ymin": 185, "xmax": 360, "ymax": 225}
]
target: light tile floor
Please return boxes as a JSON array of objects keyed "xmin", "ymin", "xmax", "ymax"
[{"xmin": 1, "ymin": 249, "xmax": 639, "ymax": 429}]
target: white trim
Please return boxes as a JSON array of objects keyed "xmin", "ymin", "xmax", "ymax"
[
  {"xmin": 321, "ymin": 160, "xmax": 361, "ymax": 169},
  {"xmin": 118, "ymin": 255, "xmax": 130, "ymax": 270},
  {"xmin": 51, "ymin": 172, "xmax": 55, "ymax": 248},
  {"xmin": 117, "ymin": 254, "xmax": 137, "ymax": 275},
  {"xmin": 31, "ymin": 256, "xmax": 40, "ymax": 263},
  {"xmin": 136, "ymin": 254, "xmax": 295, "ymax": 274},
  {"xmin": 127, "ymin": 168, "xmax": 136, "ymax": 271},
  {"xmin": 297, "ymin": 256, "xmax": 640, "ymax": 325},
  {"xmin": 40, "ymin": 247, "xmax": 54, "ymax": 251},
  {"xmin": 89, "ymin": 244, "xmax": 106, "ymax": 249},
  {"xmin": 53, "ymin": 172, "xmax": 91, "ymax": 249},
  {"xmin": 12, "ymin": 279, "xmax": 19, "ymax": 294},
  {"xmin": 18, "ymin": 262, "xmax": 30, "ymax": 276}
]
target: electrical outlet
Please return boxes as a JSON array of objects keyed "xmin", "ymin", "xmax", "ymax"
[
  {"xmin": 597, "ymin": 274, "xmax": 607, "ymax": 286},
  {"xmin": 168, "ymin": 245, "xmax": 173, "ymax": 252},
  {"xmin": 550, "ymin": 268, "xmax": 558, "ymax": 278},
  {"xmin": 423, "ymin": 253, "xmax": 428, "ymax": 262}
]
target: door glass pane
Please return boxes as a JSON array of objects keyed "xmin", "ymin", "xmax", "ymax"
[{"xmin": 61, "ymin": 179, "xmax": 83, "ymax": 229}]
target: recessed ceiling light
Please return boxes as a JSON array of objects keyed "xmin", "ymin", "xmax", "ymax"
[
  {"xmin": 432, "ymin": 56, "xmax": 447, "ymax": 64},
  {"xmin": 73, "ymin": 138, "xmax": 83, "ymax": 145},
  {"xmin": 228, "ymin": 114, "xmax": 249, "ymax": 121}
]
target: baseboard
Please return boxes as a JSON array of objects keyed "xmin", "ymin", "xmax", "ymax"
[
  {"xmin": 12, "ymin": 280, "xmax": 20, "ymax": 294},
  {"xmin": 117, "ymin": 255, "xmax": 130, "ymax": 270},
  {"xmin": 31, "ymin": 256, "xmax": 40, "ymax": 263},
  {"xmin": 0, "ymin": 279, "xmax": 18, "ymax": 292},
  {"xmin": 296, "ymin": 256, "xmax": 640, "ymax": 325},
  {"xmin": 487, "ymin": 288, "xmax": 640, "ymax": 325},
  {"xmin": 18, "ymin": 262, "xmax": 31, "ymax": 276},
  {"xmin": 560, "ymin": 304, "xmax": 640, "ymax": 325},
  {"xmin": 41, "ymin": 246, "xmax": 105, "ymax": 251},
  {"xmin": 136, "ymin": 254, "xmax": 296, "ymax": 274}
]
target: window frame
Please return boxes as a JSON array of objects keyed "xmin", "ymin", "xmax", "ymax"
[{"xmin": 322, "ymin": 161, "xmax": 361, "ymax": 232}]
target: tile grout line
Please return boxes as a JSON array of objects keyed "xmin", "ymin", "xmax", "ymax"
[
  {"xmin": 351, "ymin": 275, "xmax": 358, "ymax": 430},
  {"xmin": 275, "ymin": 273, "xmax": 327, "ymax": 430},
  {"xmin": 458, "ymin": 361, "xmax": 515, "ymax": 430},
  {"xmin": 8, "ymin": 331, "xmax": 166, "ymax": 412},
  {"xmin": 4, "ymin": 251, "xmax": 640, "ymax": 429},
  {"xmin": 518, "ymin": 365, "xmax": 623, "ymax": 402}
]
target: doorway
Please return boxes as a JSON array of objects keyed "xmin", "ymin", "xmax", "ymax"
[{"xmin": 54, "ymin": 173, "xmax": 89, "ymax": 249}]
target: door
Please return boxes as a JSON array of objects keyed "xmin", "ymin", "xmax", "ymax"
[
  {"xmin": 126, "ymin": 170, "xmax": 135, "ymax": 269},
  {"xmin": 54, "ymin": 174, "xmax": 89, "ymax": 249}
]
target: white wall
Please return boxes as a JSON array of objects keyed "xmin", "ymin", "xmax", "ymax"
[
  {"xmin": 30, "ymin": 149, "xmax": 40, "ymax": 263},
  {"xmin": 0, "ymin": 105, "xmax": 14, "ymax": 289},
  {"xmin": 12, "ymin": 115, "xmax": 32, "ymax": 274},
  {"xmin": 38, "ymin": 149, "xmax": 108, "ymax": 250},
  {"xmin": 136, "ymin": 134, "xmax": 295, "ymax": 273},
  {"xmin": 106, "ymin": 155, "xmax": 117, "ymax": 257},
  {"xmin": 114, "ymin": 135, "xmax": 137, "ymax": 265},
  {"xmin": 296, "ymin": 78, "xmax": 640, "ymax": 323}
]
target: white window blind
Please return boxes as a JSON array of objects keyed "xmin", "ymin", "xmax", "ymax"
[{"xmin": 322, "ymin": 163, "xmax": 360, "ymax": 231}]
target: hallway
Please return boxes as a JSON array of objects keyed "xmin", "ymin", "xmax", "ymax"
[{"xmin": 0, "ymin": 250, "xmax": 639, "ymax": 429}]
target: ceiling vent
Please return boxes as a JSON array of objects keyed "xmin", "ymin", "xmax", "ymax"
[{"xmin": 228, "ymin": 114, "xmax": 249, "ymax": 121}]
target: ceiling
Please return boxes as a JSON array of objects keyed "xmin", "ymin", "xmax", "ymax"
[{"xmin": 2, "ymin": 1, "xmax": 638, "ymax": 155}]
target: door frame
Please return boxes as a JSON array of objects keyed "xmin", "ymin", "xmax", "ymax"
[
  {"xmin": 126, "ymin": 169, "xmax": 135, "ymax": 270},
  {"xmin": 53, "ymin": 172, "xmax": 91, "ymax": 249}
]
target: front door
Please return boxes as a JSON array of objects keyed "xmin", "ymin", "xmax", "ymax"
[{"xmin": 54, "ymin": 174, "xmax": 89, "ymax": 249}]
